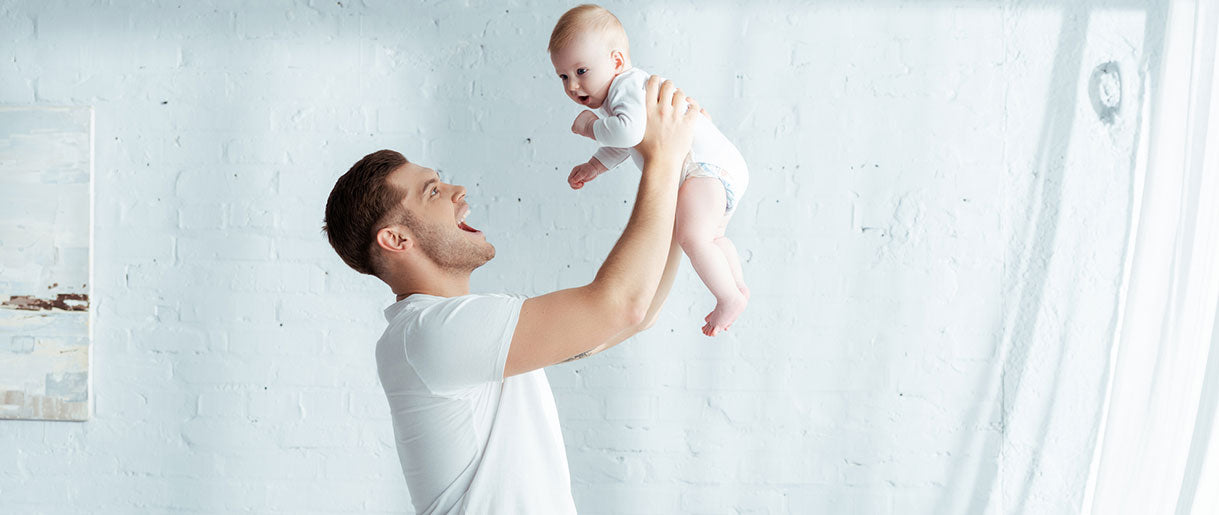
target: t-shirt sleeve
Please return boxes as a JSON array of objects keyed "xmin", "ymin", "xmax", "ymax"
[{"xmin": 403, "ymin": 294, "xmax": 524, "ymax": 395}]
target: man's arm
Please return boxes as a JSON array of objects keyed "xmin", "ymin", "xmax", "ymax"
[
  {"xmin": 504, "ymin": 77, "xmax": 698, "ymax": 378},
  {"xmin": 637, "ymin": 229, "xmax": 682, "ymax": 330},
  {"xmin": 557, "ymin": 229, "xmax": 681, "ymax": 363}
]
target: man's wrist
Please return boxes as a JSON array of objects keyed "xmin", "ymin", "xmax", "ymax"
[{"xmin": 641, "ymin": 154, "xmax": 683, "ymax": 175}]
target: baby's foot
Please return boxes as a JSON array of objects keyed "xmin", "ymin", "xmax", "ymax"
[{"xmin": 701, "ymin": 292, "xmax": 748, "ymax": 336}]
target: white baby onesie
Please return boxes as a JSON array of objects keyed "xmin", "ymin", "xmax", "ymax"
[{"xmin": 589, "ymin": 67, "xmax": 749, "ymax": 206}]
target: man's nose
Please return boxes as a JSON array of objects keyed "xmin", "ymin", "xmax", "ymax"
[{"xmin": 452, "ymin": 185, "xmax": 467, "ymax": 202}]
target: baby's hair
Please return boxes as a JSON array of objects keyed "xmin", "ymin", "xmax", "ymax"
[{"xmin": 548, "ymin": 4, "xmax": 630, "ymax": 56}]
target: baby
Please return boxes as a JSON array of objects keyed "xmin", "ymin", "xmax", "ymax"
[{"xmin": 548, "ymin": 4, "xmax": 750, "ymax": 336}]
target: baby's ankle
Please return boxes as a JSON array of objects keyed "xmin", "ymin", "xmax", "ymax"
[{"xmin": 715, "ymin": 289, "xmax": 748, "ymax": 307}]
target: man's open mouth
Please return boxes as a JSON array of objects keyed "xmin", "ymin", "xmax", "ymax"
[{"xmin": 457, "ymin": 209, "xmax": 480, "ymax": 233}]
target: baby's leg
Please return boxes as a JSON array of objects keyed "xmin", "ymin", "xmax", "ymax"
[
  {"xmin": 714, "ymin": 229, "xmax": 749, "ymax": 300},
  {"xmin": 676, "ymin": 177, "xmax": 748, "ymax": 336}
]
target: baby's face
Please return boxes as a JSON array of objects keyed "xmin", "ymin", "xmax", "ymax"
[{"xmin": 550, "ymin": 35, "xmax": 621, "ymax": 109}]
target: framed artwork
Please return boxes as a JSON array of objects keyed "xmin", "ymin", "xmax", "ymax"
[{"xmin": 0, "ymin": 106, "xmax": 93, "ymax": 421}]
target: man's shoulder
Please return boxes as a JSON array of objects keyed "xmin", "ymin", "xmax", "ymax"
[
  {"xmin": 431, "ymin": 292, "xmax": 527, "ymax": 312},
  {"xmin": 381, "ymin": 293, "xmax": 527, "ymax": 393},
  {"xmin": 392, "ymin": 292, "xmax": 522, "ymax": 314},
  {"xmin": 392, "ymin": 293, "xmax": 525, "ymax": 336}
]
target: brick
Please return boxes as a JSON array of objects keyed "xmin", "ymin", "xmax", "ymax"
[
  {"xmin": 178, "ymin": 292, "xmax": 279, "ymax": 324},
  {"xmin": 785, "ymin": 485, "xmax": 895, "ymax": 515},
  {"xmin": 225, "ymin": 450, "xmax": 319, "ymax": 480},
  {"xmin": 180, "ymin": 419, "xmax": 278, "ymax": 450},
  {"xmin": 552, "ymin": 390, "xmax": 604, "ymax": 421},
  {"xmin": 679, "ymin": 486, "xmax": 788, "ymax": 514},
  {"xmin": 176, "ymin": 233, "xmax": 275, "ymax": 261},
  {"xmin": 603, "ymin": 391, "xmax": 657, "ymax": 421},
  {"xmin": 173, "ymin": 355, "xmax": 274, "ymax": 385},
  {"xmin": 573, "ymin": 485, "xmax": 680, "ymax": 515},
  {"xmin": 298, "ymin": 389, "xmax": 346, "ymax": 420},
  {"xmin": 196, "ymin": 391, "xmax": 248, "ymax": 418},
  {"xmin": 582, "ymin": 424, "xmax": 686, "ymax": 453}
]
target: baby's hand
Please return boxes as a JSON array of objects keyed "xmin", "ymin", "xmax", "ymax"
[
  {"xmin": 571, "ymin": 110, "xmax": 598, "ymax": 140},
  {"xmin": 568, "ymin": 159, "xmax": 607, "ymax": 190}
]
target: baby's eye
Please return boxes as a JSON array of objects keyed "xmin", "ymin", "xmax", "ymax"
[
  {"xmin": 559, "ymin": 74, "xmax": 568, "ymax": 81},
  {"xmin": 576, "ymin": 68, "xmax": 587, "ymax": 75}
]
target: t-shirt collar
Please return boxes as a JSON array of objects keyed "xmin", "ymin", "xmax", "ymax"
[{"xmin": 383, "ymin": 293, "xmax": 439, "ymax": 322}]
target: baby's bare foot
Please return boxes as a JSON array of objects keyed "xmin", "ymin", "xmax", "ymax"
[{"xmin": 701, "ymin": 292, "xmax": 748, "ymax": 336}]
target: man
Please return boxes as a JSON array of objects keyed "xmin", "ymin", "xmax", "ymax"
[{"xmin": 323, "ymin": 77, "xmax": 697, "ymax": 513}]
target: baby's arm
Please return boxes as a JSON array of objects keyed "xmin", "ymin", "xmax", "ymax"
[
  {"xmin": 568, "ymin": 157, "xmax": 607, "ymax": 190},
  {"xmin": 568, "ymin": 150, "xmax": 622, "ymax": 190},
  {"xmin": 566, "ymin": 76, "xmax": 644, "ymax": 189},
  {"xmin": 592, "ymin": 146, "xmax": 630, "ymax": 171},
  {"xmin": 591, "ymin": 84, "xmax": 647, "ymax": 148}
]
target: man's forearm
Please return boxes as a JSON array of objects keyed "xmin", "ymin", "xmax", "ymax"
[
  {"xmin": 639, "ymin": 231, "xmax": 681, "ymax": 329},
  {"xmin": 592, "ymin": 156, "xmax": 682, "ymax": 319},
  {"xmin": 587, "ymin": 75, "xmax": 693, "ymax": 327},
  {"xmin": 573, "ymin": 230, "xmax": 681, "ymax": 361}
]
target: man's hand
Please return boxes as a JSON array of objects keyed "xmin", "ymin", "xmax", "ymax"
[
  {"xmin": 634, "ymin": 76, "xmax": 699, "ymax": 168},
  {"xmin": 571, "ymin": 110, "xmax": 598, "ymax": 139},
  {"xmin": 568, "ymin": 158, "xmax": 608, "ymax": 189}
]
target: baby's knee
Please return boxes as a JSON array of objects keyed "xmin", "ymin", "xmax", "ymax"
[{"xmin": 675, "ymin": 224, "xmax": 714, "ymax": 250}]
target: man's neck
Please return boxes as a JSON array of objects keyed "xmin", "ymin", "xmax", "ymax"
[{"xmin": 392, "ymin": 275, "xmax": 471, "ymax": 301}]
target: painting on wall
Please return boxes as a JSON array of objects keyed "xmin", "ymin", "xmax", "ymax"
[{"xmin": 0, "ymin": 106, "xmax": 93, "ymax": 421}]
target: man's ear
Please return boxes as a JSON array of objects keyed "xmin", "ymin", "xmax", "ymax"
[
  {"xmin": 375, "ymin": 226, "xmax": 413, "ymax": 254},
  {"xmin": 611, "ymin": 50, "xmax": 625, "ymax": 72}
]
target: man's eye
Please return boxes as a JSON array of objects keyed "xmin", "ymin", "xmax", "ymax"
[
  {"xmin": 431, "ymin": 187, "xmax": 439, "ymax": 196},
  {"xmin": 576, "ymin": 68, "xmax": 586, "ymax": 75}
]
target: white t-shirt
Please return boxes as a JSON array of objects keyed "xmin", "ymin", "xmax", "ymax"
[
  {"xmin": 376, "ymin": 293, "xmax": 577, "ymax": 515},
  {"xmin": 591, "ymin": 67, "xmax": 748, "ymax": 175}
]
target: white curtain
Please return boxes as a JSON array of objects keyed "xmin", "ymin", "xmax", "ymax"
[{"xmin": 1082, "ymin": 1, "xmax": 1219, "ymax": 514}]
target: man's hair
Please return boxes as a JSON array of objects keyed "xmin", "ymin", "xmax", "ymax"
[
  {"xmin": 548, "ymin": 4, "xmax": 629, "ymax": 56},
  {"xmin": 323, "ymin": 149, "xmax": 414, "ymax": 277}
]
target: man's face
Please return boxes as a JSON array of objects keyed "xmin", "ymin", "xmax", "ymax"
[
  {"xmin": 388, "ymin": 163, "xmax": 494, "ymax": 273},
  {"xmin": 551, "ymin": 34, "xmax": 619, "ymax": 109}
]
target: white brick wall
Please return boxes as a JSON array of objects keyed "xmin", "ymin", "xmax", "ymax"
[{"xmin": 0, "ymin": 1, "xmax": 1160, "ymax": 513}]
